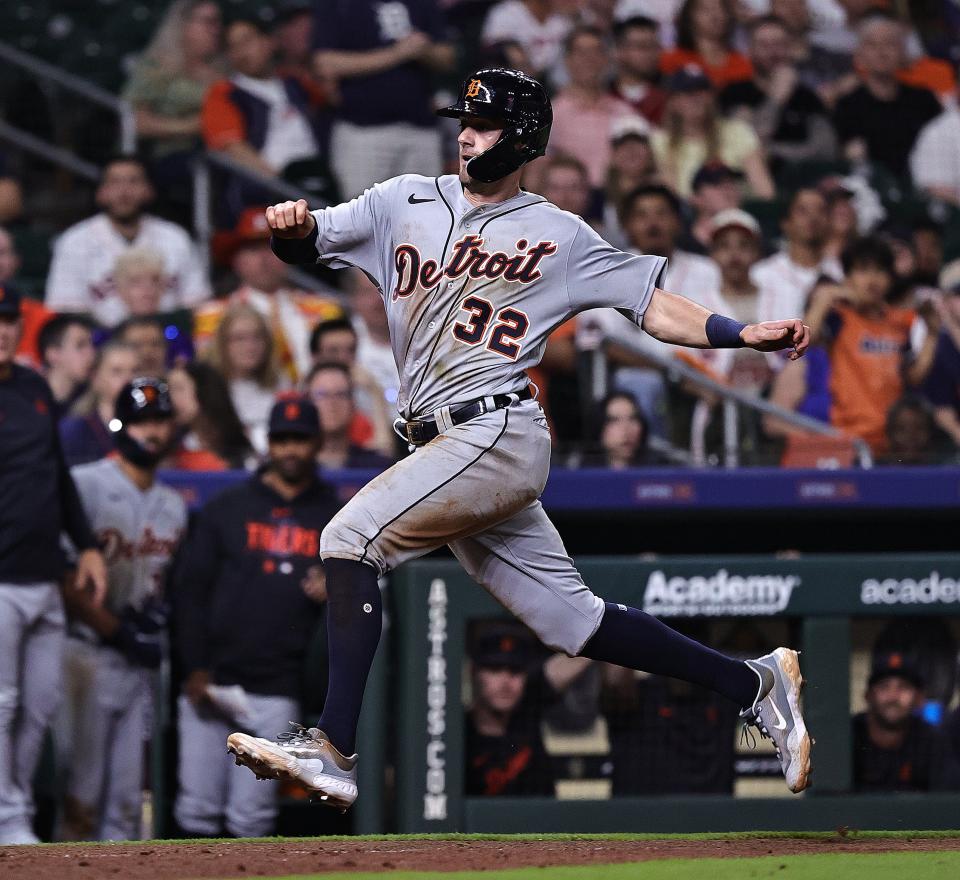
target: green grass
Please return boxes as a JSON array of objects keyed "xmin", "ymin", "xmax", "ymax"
[{"xmin": 239, "ymin": 852, "xmax": 960, "ymax": 880}]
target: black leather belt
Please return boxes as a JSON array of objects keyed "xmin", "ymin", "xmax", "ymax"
[{"xmin": 402, "ymin": 387, "xmax": 533, "ymax": 446}]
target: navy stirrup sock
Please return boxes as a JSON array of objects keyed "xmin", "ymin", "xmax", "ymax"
[
  {"xmin": 581, "ymin": 602, "xmax": 759, "ymax": 707},
  {"xmin": 317, "ymin": 557, "xmax": 382, "ymax": 755}
]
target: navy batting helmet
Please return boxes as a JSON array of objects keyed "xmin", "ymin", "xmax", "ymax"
[
  {"xmin": 437, "ymin": 68, "xmax": 552, "ymax": 183},
  {"xmin": 111, "ymin": 377, "xmax": 174, "ymax": 466}
]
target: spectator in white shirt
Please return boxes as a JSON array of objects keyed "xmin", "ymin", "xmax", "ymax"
[
  {"xmin": 709, "ymin": 208, "xmax": 773, "ymax": 394},
  {"xmin": 45, "ymin": 156, "xmax": 211, "ymax": 326},
  {"xmin": 752, "ymin": 188, "xmax": 842, "ymax": 337},
  {"xmin": 910, "ymin": 102, "xmax": 960, "ymax": 208},
  {"xmin": 481, "ymin": 0, "xmax": 573, "ymax": 86}
]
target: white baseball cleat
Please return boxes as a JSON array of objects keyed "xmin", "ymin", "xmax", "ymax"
[
  {"xmin": 227, "ymin": 724, "xmax": 358, "ymax": 811},
  {"xmin": 741, "ymin": 647, "xmax": 812, "ymax": 794}
]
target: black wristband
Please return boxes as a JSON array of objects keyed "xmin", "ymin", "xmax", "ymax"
[
  {"xmin": 705, "ymin": 313, "xmax": 748, "ymax": 348},
  {"xmin": 271, "ymin": 224, "xmax": 319, "ymax": 265}
]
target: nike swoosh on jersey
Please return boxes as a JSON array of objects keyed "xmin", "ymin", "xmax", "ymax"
[{"xmin": 408, "ymin": 194, "xmax": 435, "ymax": 204}]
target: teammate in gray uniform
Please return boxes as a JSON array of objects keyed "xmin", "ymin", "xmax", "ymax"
[
  {"xmin": 60, "ymin": 378, "xmax": 186, "ymax": 840},
  {"xmin": 228, "ymin": 69, "xmax": 813, "ymax": 807}
]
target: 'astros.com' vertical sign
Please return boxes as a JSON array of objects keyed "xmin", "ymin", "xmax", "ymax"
[{"xmin": 424, "ymin": 578, "xmax": 448, "ymax": 820}]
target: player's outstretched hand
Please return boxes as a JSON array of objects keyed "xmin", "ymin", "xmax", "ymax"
[
  {"xmin": 741, "ymin": 319, "xmax": 810, "ymax": 360},
  {"xmin": 265, "ymin": 199, "xmax": 316, "ymax": 239}
]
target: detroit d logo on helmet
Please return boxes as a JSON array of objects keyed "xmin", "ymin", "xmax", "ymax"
[{"xmin": 466, "ymin": 78, "xmax": 482, "ymax": 99}]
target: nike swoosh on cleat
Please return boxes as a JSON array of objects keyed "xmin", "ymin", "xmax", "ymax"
[
  {"xmin": 408, "ymin": 194, "xmax": 435, "ymax": 204},
  {"xmin": 769, "ymin": 699, "xmax": 788, "ymax": 731}
]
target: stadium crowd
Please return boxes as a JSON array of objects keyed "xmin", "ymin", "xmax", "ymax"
[
  {"xmin": 3, "ymin": 0, "xmax": 960, "ymax": 846},
  {"xmin": 0, "ymin": 0, "xmax": 958, "ymax": 465}
]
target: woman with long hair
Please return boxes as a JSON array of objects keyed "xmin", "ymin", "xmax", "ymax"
[
  {"xmin": 661, "ymin": 0, "xmax": 752, "ymax": 89},
  {"xmin": 59, "ymin": 341, "xmax": 138, "ymax": 467},
  {"xmin": 204, "ymin": 304, "xmax": 288, "ymax": 455},
  {"xmin": 580, "ymin": 391, "xmax": 656, "ymax": 469},
  {"xmin": 167, "ymin": 360, "xmax": 253, "ymax": 470},
  {"xmin": 651, "ymin": 67, "xmax": 774, "ymax": 199},
  {"xmin": 123, "ymin": 0, "xmax": 223, "ymax": 210}
]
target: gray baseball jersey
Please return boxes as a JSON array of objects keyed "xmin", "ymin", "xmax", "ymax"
[
  {"xmin": 70, "ymin": 458, "xmax": 187, "ymax": 615},
  {"xmin": 302, "ymin": 173, "xmax": 666, "ymax": 418}
]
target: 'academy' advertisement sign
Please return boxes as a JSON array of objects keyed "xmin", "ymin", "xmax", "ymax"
[
  {"xmin": 861, "ymin": 572, "xmax": 960, "ymax": 606},
  {"xmin": 642, "ymin": 568, "xmax": 800, "ymax": 616}
]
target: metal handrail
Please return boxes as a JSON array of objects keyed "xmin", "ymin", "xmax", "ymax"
[
  {"xmin": 588, "ymin": 341, "xmax": 874, "ymax": 468},
  {"xmin": 0, "ymin": 119, "xmax": 100, "ymax": 181},
  {"xmin": 0, "ymin": 39, "xmax": 136, "ymax": 152},
  {"xmin": 192, "ymin": 150, "xmax": 340, "ymax": 296}
]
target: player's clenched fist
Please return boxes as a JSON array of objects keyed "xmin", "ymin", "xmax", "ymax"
[
  {"xmin": 265, "ymin": 199, "xmax": 316, "ymax": 239},
  {"xmin": 741, "ymin": 318, "xmax": 811, "ymax": 360}
]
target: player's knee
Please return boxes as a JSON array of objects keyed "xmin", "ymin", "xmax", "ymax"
[{"xmin": 320, "ymin": 515, "xmax": 385, "ymax": 574}]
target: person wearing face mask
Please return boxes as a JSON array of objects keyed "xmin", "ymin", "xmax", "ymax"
[{"xmin": 58, "ymin": 379, "xmax": 187, "ymax": 841}]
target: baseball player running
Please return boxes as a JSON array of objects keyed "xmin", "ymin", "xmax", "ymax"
[
  {"xmin": 60, "ymin": 378, "xmax": 186, "ymax": 839},
  {"xmin": 228, "ymin": 69, "xmax": 813, "ymax": 807}
]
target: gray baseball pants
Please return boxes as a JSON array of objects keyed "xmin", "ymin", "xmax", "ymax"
[
  {"xmin": 320, "ymin": 400, "xmax": 606, "ymax": 655},
  {"xmin": 174, "ymin": 693, "xmax": 298, "ymax": 838},
  {"xmin": 0, "ymin": 582, "xmax": 65, "ymax": 843},
  {"xmin": 55, "ymin": 639, "xmax": 153, "ymax": 841}
]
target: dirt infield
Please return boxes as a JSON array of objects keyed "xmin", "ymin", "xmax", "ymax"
[{"xmin": 2, "ymin": 834, "xmax": 960, "ymax": 879}]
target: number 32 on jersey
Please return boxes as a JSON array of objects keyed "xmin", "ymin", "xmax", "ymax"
[{"xmin": 453, "ymin": 296, "xmax": 529, "ymax": 360}]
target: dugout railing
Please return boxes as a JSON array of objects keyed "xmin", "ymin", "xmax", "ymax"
[{"xmin": 391, "ymin": 555, "xmax": 960, "ymax": 834}]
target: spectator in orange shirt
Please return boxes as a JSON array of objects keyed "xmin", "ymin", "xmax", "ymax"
[
  {"xmin": 806, "ymin": 236, "xmax": 941, "ymax": 454},
  {"xmin": 201, "ymin": 17, "xmax": 329, "ymax": 217},
  {"xmin": 660, "ymin": 0, "xmax": 753, "ymax": 90}
]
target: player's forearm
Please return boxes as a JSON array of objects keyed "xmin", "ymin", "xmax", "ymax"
[
  {"xmin": 271, "ymin": 222, "xmax": 319, "ymax": 264},
  {"xmin": 641, "ymin": 288, "xmax": 714, "ymax": 348}
]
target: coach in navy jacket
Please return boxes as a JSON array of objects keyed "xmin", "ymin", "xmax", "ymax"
[{"xmin": 0, "ymin": 284, "xmax": 106, "ymax": 845}]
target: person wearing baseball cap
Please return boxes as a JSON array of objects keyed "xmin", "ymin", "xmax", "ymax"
[
  {"xmin": 59, "ymin": 378, "xmax": 186, "ymax": 840},
  {"xmin": 709, "ymin": 208, "xmax": 773, "ymax": 394},
  {"xmin": 852, "ymin": 652, "xmax": 956, "ymax": 792},
  {"xmin": 173, "ymin": 392, "xmax": 342, "ymax": 838},
  {"xmin": 466, "ymin": 624, "xmax": 554, "ymax": 797},
  {"xmin": 683, "ymin": 161, "xmax": 745, "ymax": 253}
]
